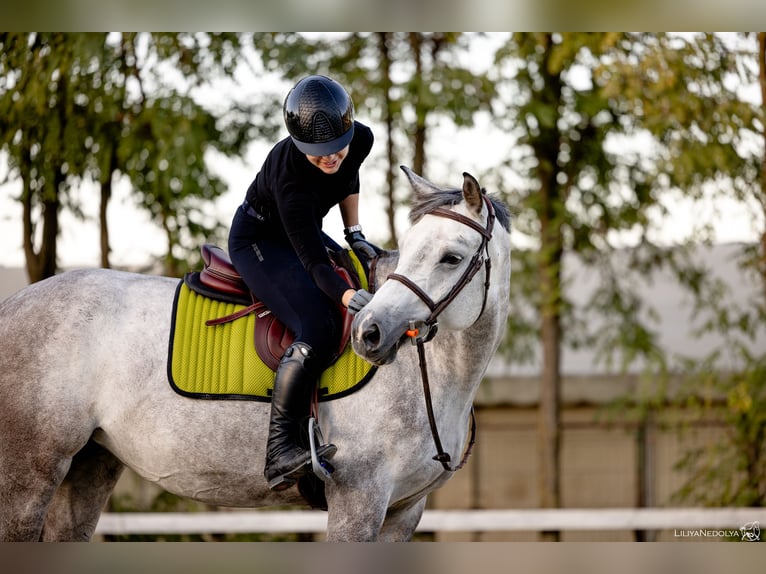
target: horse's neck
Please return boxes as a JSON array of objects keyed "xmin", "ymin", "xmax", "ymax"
[{"xmin": 434, "ymin": 305, "xmax": 503, "ymax": 385}]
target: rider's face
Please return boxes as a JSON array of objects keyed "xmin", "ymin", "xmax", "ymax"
[{"xmin": 305, "ymin": 145, "xmax": 349, "ymax": 175}]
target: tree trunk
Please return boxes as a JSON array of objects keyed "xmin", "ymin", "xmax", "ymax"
[
  {"xmin": 21, "ymin": 150, "xmax": 60, "ymax": 284},
  {"xmin": 23, "ymin": 190, "xmax": 60, "ymax": 283},
  {"xmin": 162, "ymin": 211, "xmax": 180, "ymax": 277},
  {"xmin": 21, "ymin": 176, "xmax": 40, "ymax": 283},
  {"xmin": 99, "ymin": 142, "xmax": 117, "ymax": 269},
  {"xmin": 534, "ymin": 33, "xmax": 564, "ymax": 541},
  {"xmin": 377, "ymin": 32, "xmax": 398, "ymax": 248},
  {"xmin": 636, "ymin": 410, "xmax": 657, "ymax": 541},
  {"xmin": 538, "ymin": 207, "xmax": 563, "ymax": 542},
  {"xmin": 408, "ymin": 33, "xmax": 427, "ymax": 177},
  {"xmin": 99, "ymin": 178, "xmax": 112, "ymax": 269}
]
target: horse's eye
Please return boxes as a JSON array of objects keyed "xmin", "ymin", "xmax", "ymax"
[{"xmin": 439, "ymin": 253, "xmax": 463, "ymax": 266}]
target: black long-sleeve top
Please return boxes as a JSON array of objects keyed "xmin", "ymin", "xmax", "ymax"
[{"xmin": 244, "ymin": 121, "xmax": 374, "ymax": 304}]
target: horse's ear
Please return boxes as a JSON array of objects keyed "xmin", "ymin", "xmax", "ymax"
[
  {"xmin": 400, "ymin": 165, "xmax": 442, "ymax": 199},
  {"xmin": 462, "ymin": 172, "xmax": 483, "ymax": 215}
]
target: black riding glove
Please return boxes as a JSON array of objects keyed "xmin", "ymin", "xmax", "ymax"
[
  {"xmin": 347, "ymin": 289, "xmax": 373, "ymax": 315},
  {"xmin": 344, "ymin": 228, "xmax": 380, "ymax": 264}
]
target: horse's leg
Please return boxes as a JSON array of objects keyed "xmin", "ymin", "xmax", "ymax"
[
  {"xmin": 39, "ymin": 440, "xmax": 124, "ymax": 541},
  {"xmin": 324, "ymin": 489, "xmax": 427, "ymax": 542},
  {"xmin": 324, "ymin": 482, "xmax": 390, "ymax": 541},
  {"xmin": 0, "ymin": 444, "xmax": 73, "ymax": 541},
  {"xmin": 377, "ymin": 497, "xmax": 427, "ymax": 542}
]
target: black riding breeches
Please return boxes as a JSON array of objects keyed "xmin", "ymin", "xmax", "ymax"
[{"xmin": 228, "ymin": 205, "xmax": 343, "ymax": 368}]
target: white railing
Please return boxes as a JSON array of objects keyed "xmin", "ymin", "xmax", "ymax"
[{"xmin": 94, "ymin": 508, "xmax": 766, "ymax": 535}]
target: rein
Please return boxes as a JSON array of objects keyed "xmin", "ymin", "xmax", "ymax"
[{"xmin": 386, "ymin": 194, "xmax": 496, "ymax": 472}]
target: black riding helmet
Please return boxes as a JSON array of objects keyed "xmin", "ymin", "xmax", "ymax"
[{"xmin": 283, "ymin": 75, "xmax": 355, "ymax": 157}]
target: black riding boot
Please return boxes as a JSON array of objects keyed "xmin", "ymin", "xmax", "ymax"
[{"xmin": 264, "ymin": 342, "xmax": 336, "ymax": 491}]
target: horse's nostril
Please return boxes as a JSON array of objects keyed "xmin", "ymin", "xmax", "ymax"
[{"xmin": 362, "ymin": 324, "xmax": 381, "ymax": 349}]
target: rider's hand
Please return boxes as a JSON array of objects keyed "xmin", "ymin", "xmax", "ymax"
[
  {"xmin": 345, "ymin": 229, "xmax": 380, "ymax": 264},
  {"xmin": 346, "ymin": 289, "xmax": 373, "ymax": 315}
]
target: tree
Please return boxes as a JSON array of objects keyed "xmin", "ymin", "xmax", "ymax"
[
  {"xmin": 0, "ymin": 34, "xmax": 94, "ymax": 281},
  {"xmin": 0, "ymin": 33, "xmax": 256, "ymax": 280},
  {"xmin": 493, "ymin": 32, "xmax": 765, "ymax": 537},
  {"xmin": 670, "ymin": 32, "xmax": 766, "ymax": 509},
  {"xmin": 112, "ymin": 33, "xmax": 260, "ymax": 276}
]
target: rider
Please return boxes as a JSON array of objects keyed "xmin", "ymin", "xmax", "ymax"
[{"xmin": 228, "ymin": 75, "xmax": 377, "ymax": 491}]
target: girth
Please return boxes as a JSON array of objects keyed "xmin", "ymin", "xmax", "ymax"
[{"xmin": 387, "ymin": 196, "xmax": 496, "ymax": 329}]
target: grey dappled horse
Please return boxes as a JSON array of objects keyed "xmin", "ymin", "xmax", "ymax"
[{"xmin": 0, "ymin": 167, "xmax": 510, "ymax": 541}]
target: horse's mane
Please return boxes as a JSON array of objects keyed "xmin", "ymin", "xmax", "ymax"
[{"xmin": 409, "ymin": 188, "xmax": 511, "ymax": 232}]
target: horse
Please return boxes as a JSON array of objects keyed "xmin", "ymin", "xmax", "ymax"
[{"xmin": 0, "ymin": 166, "xmax": 510, "ymax": 541}]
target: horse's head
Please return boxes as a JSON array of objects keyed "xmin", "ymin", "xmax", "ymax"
[{"xmin": 352, "ymin": 166, "xmax": 511, "ymax": 366}]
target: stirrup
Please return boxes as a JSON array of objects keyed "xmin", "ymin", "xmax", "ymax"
[
  {"xmin": 267, "ymin": 443, "xmax": 337, "ymax": 491},
  {"xmin": 309, "ymin": 417, "xmax": 336, "ymax": 482}
]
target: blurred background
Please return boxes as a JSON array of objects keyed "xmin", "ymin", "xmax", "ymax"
[{"xmin": 1, "ymin": 31, "xmax": 765, "ymax": 543}]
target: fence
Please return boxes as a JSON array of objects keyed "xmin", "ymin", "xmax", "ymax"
[{"xmin": 95, "ymin": 508, "xmax": 766, "ymax": 536}]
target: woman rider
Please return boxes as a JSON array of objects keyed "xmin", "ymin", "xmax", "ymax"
[{"xmin": 228, "ymin": 75, "xmax": 377, "ymax": 491}]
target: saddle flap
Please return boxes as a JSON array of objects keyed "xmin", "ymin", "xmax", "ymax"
[{"xmin": 255, "ymin": 313, "xmax": 294, "ymax": 371}]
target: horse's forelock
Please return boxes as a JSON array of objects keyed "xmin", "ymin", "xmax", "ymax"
[{"xmin": 409, "ymin": 188, "xmax": 511, "ymax": 232}]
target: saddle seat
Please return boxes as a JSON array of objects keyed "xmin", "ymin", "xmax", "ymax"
[{"xmin": 193, "ymin": 244, "xmax": 359, "ymax": 371}]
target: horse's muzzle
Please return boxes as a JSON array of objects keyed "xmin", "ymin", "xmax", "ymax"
[{"xmin": 351, "ymin": 312, "xmax": 400, "ymax": 366}]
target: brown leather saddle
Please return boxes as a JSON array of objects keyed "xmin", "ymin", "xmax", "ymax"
[{"xmin": 184, "ymin": 244, "xmax": 360, "ymax": 371}]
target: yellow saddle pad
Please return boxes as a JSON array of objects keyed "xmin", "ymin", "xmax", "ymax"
[{"xmin": 167, "ymin": 281, "xmax": 377, "ymax": 402}]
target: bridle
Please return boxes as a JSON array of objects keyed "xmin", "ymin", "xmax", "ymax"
[
  {"xmin": 387, "ymin": 194, "xmax": 496, "ymax": 336},
  {"xmin": 385, "ymin": 193, "xmax": 496, "ymax": 472}
]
